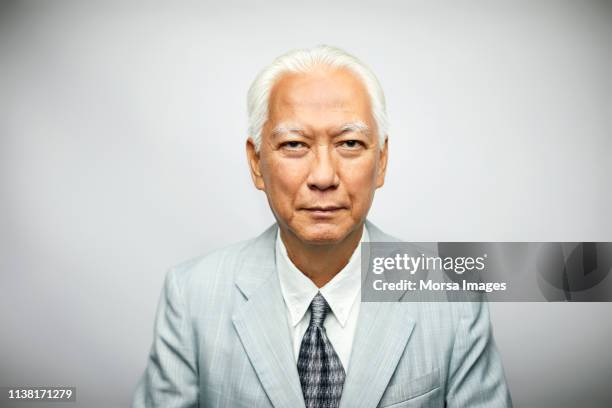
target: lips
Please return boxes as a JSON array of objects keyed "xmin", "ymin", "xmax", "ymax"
[
  {"xmin": 304, "ymin": 206, "xmax": 345, "ymax": 211},
  {"xmin": 301, "ymin": 206, "xmax": 347, "ymax": 218}
]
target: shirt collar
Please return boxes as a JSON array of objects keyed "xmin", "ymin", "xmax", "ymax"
[{"xmin": 276, "ymin": 225, "xmax": 368, "ymax": 328}]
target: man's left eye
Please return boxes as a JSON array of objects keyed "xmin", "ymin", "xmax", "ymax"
[{"xmin": 340, "ymin": 140, "xmax": 364, "ymax": 149}]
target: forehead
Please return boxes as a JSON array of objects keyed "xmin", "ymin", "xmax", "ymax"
[{"xmin": 267, "ymin": 67, "xmax": 373, "ymax": 128}]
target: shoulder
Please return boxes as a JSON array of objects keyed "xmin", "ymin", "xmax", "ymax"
[{"xmin": 166, "ymin": 223, "xmax": 278, "ymax": 296}]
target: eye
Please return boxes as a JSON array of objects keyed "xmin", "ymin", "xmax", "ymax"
[
  {"xmin": 339, "ymin": 140, "xmax": 365, "ymax": 149},
  {"xmin": 280, "ymin": 141, "xmax": 308, "ymax": 151}
]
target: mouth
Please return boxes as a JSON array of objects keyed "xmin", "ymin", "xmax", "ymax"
[
  {"xmin": 301, "ymin": 206, "xmax": 347, "ymax": 217},
  {"xmin": 305, "ymin": 206, "xmax": 345, "ymax": 211}
]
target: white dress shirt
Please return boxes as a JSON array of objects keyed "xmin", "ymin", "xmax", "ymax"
[{"xmin": 275, "ymin": 225, "xmax": 368, "ymax": 371}]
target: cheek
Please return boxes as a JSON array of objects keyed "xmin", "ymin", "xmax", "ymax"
[
  {"xmin": 262, "ymin": 157, "xmax": 309, "ymax": 200},
  {"xmin": 341, "ymin": 158, "xmax": 378, "ymax": 196}
]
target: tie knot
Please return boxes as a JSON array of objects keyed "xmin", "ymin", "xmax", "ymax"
[{"xmin": 309, "ymin": 292, "xmax": 330, "ymax": 327}]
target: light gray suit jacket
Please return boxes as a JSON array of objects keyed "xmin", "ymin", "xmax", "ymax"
[{"xmin": 133, "ymin": 221, "xmax": 513, "ymax": 407}]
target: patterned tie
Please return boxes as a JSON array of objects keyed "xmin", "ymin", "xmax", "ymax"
[{"xmin": 297, "ymin": 292, "xmax": 346, "ymax": 408}]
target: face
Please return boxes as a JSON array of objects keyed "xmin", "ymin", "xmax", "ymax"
[{"xmin": 247, "ymin": 67, "xmax": 388, "ymax": 245}]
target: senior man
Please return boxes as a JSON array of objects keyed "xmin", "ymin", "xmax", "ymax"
[{"xmin": 133, "ymin": 45, "xmax": 512, "ymax": 408}]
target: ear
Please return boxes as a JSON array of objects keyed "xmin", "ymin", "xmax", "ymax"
[
  {"xmin": 246, "ymin": 138, "xmax": 265, "ymax": 190},
  {"xmin": 376, "ymin": 136, "xmax": 388, "ymax": 188}
]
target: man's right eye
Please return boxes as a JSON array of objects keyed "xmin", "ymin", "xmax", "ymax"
[{"xmin": 281, "ymin": 141, "xmax": 307, "ymax": 150}]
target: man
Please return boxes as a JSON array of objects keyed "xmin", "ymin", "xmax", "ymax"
[{"xmin": 133, "ymin": 45, "xmax": 512, "ymax": 407}]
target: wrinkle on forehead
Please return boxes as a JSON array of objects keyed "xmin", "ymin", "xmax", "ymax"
[{"xmin": 266, "ymin": 67, "xmax": 375, "ymax": 139}]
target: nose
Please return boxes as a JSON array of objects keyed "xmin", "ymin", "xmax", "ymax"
[{"xmin": 306, "ymin": 145, "xmax": 340, "ymax": 191}]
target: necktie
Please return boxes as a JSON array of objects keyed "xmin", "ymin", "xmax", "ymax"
[{"xmin": 297, "ymin": 292, "xmax": 346, "ymax": 408}]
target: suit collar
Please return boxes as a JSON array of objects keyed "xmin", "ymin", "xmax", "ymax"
[
  {"xmin": 275, "ymin": 225, "xmax": 369, "ymax": 328},
  {"xmin": 233, "ymin": 220, "xmax": 392, "ymax": 298},
  {"xmin": 233, "ymin": 223, "xmax": 278, "ymax": 299}
]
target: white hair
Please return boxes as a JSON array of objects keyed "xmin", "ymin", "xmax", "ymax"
[{"xmin": 247, "ymin": 45, "xmax": 389, "ymax": 152}]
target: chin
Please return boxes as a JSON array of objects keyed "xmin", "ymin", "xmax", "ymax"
[{"xmin": 295, "ymin": 222, "xmax": 351, "ymax": 245}]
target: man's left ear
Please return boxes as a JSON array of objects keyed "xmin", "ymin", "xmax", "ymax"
[{"xmin": 376, "ymin": 137, "xmax": 388, "ymax": 188}]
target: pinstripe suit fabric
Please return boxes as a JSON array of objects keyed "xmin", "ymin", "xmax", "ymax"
[{"xmin": 132, "ymin": 220, "xmax": 513, "ymax": 407}]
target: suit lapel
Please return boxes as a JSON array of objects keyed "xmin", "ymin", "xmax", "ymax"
[
  {"xmin": 232, "ymin": 224, "xmax": 305, "ymax": 408},
  {"xmin": 338, "ymin": 221, "xmax": 416, "ymax": 408},
  {"xmin": 339, "ymin": 302, "xmax": 415, "ymax": 408}
]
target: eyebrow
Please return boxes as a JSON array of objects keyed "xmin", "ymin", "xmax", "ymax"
[
  {"xmin": 270, "ymin": 121, "xmax": 371, "ymax": 138},
  {"xmin": 270, "ymin": 123, "xmax": 306, "ymax": 138},
  {"xmin": 337, "ymin": 121, "xmax": 370, "ymax": 136}
]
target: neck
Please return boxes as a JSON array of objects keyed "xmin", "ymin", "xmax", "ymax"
[{"xmin": 280, "ymin": 223, "xmax": 364, "ymax": 288}]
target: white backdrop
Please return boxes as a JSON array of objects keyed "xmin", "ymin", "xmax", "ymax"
[{"xmin": 1, "ymin": 1, "xmax": 611, "ymax": 407}]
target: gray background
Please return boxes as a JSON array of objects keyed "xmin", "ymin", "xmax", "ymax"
[{"xmin": 1, "ymin": 1, "xmax": 611, "ymax": 407}]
